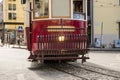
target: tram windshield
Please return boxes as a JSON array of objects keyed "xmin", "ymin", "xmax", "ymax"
[
  {"xmin": 33, "ymin": 0, "xmax": 86, "ymax": 20},
  {"xmin": 51, "ymin": 0, "xmax": 70, "ymax": 18}
]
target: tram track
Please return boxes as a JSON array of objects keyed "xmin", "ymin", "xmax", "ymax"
[
  {"xmin": 47, "ymin": 62, "xmax": 120, "ymax": 80},
  {"xmin": 67, "ymin": 62, "xmax": 120, "ymax": 79},
  {"xmin": 47, "ymin": 63, "xmax": 88, "ymax": 80}
]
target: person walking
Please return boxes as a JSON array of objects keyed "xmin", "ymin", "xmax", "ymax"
[{"xmin": 0, "ymin": 37, "xmax": 3, "ymax": 47}]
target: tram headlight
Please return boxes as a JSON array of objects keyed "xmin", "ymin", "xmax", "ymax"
[{"xmin": 58, "ymin": 36, "xmax": 65, "ymax": 42}]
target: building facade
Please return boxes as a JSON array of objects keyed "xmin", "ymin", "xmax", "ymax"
[
  {"xmin": 3, "ymin": 0, "xmax": 25, "ymax": 45},
  {"xmin": 0, "ymin": 1, "xmax": 3, "ymax": 39},
  {"xmin": 93, "ymin": 0, "xmax": 120, "ymax": 48}
]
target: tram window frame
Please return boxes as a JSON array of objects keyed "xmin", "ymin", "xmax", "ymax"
[{"xmin": 33, "ymin": 0, "xmax": 49, "ymax": 19}]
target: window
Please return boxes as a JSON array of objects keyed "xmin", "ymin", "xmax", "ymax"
[
  {"xmin": 73, "ymin": 0, "xmax": 84, "ymax": 19},
  {"xmin": 73, "ymin": 0, "xmax": 83, "ymax": 13},
  {"xmin": 8, "ymin": 4, "xmax": 16, "ymax": 11},
  {"xmin": 119, "ymin": 0, "xmax": 120, "ymax": 5},
  {"xmin": 8, "ymin": 13, "xmax": 12, "ymax": 20},
  {"xmin": 52, "ymin": 0, "xmax": 70, "ymax": 18},
  {"xmin": 8, "ymin": 4, "xmax": 12, "ymax": 10},
  {"xmin": 8, "ymin": 13, "xmax": 16, "ymax": 20},
  {"xmin": 13, "ymin": 4, "xmax": 16, "ymax": 10},
  {"xmin": 13, "ymin": 13, "xmax": 16, "ymax": 20},
  {"xmin": 34, "ymin": 0, "xmax": 49, "ymax": 18}
]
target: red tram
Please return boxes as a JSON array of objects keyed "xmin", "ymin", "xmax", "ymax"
[{"xmin": 23, "ymin": 0, "xmax": 89, "ymax": 63}]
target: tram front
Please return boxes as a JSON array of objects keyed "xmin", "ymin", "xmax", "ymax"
[{"xmin": 23, "ymin": 0, "xmax": 89, "ymax": 63}]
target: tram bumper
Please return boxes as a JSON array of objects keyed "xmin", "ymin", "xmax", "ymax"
[
  {"xmin": 36, "ymin": 49, "xmax": 89, "ymax": 60},
  {"xmin": 34, "ymin": 34, "xmax": 89, "ymax": 62}
]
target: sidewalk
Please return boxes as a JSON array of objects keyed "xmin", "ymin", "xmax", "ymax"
[
  {"xmin": 12, "ymin": 45, "xmax": 27, "ymax": 49},
  {"xmin": 2, "ymin": 44, "xmax": 27, "ymax": 49},
  {"xmin": 87, "ymin": 51, "xmax": 120, "ymax": 72},
  {"xmin": 89, "ymin": 47, "xmax": 120, "ymax": 51},
  {"xmin": 1, "ymin": 44, "xmax": 120, "ymax": 51}
]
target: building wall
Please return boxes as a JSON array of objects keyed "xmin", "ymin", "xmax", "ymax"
[
  {"xmin": 3, "ymin": 0, "xmax": 25, "ymax": 45},
  {"xmin": 0, "ymin": 1, "xmax": 3, "ymax": 39},
  {"xmin": 94, "ymin": 0, "xmax": 120, "ymax": 47},
  {"xmin": 0, "ymin": 1, "xmax": 3, "ymax": 22}
]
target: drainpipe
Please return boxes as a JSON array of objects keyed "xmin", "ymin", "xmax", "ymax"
[
  {"xmin": 29, "ymin": 1, "xmax": 32, "ymax": 51},
  {"xmin": 2, "ymin": 19, "xmax": 4, "ymax": 45}
]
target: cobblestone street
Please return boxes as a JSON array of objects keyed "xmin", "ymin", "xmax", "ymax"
[
  {"xmin": 87, "ymin": 51, "xmax": 120, "ymax": 72},
  {"xmin": 0, "ymin": 47, "xmax": 120, "ymax": 80}
]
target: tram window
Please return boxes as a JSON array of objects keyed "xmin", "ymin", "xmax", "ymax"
[
  {"xmin": 73, "ymin": 0, "xmax": 83, "ymax": 13},
  {"xmin": 34, "ymin": 0, "xmax": 49, "ymax": 18},
  {"xmin": 52, "ymin": 0, "xmax": 70, "ymax": 18},
  {"xmin": 73, "ymin": 0, "xmax": 84, "ymax": 19}
]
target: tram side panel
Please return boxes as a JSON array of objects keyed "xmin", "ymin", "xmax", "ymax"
[{"xmin": 26, "ymin": 27, "xmax": 30, "ymax": 51}]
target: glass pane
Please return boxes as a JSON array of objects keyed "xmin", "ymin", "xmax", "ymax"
[
  {"xmin": 73, "ymin": 0, "xmax": 84, "ymax": 19},
  {"xmin": 119, "ymin": 0, "xmax": 120, "ymax": 5},
  {"xmin": 13, "ymin": 4, "xmax": 16, "ymax": 10},
  {"xmin": 52, "ymin": 0, "xmax": 70, "ymax": 18},
  {"xmin": 8, "ymin": 13, "xmax": 12, "ymax": 20},
  {"xmin": 73, "ymin": 0, "xmax": 83, "ymax": 13},
  {"xmin": 34, "ymin": 0, "xmax": 49, "ymax": 18},
  {"xmin": 13, "ymin": 13, "xmax": 16, "ymax": 20},
  {"xmin": 8, "ymin": 4, "xmax": 12, "ymax": 10}
]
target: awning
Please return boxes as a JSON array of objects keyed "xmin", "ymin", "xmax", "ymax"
[{"xmin": 3, "ymin": 22, "xmax": 24, "ymax": 25}]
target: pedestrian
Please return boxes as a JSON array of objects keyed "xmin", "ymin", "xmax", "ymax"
[
  {"xmin": 17, "ymin": 37, "xmax": 20, "ymax": 45},
  {"xmin": 0, "ymin": 37, "xmax": 3, "ymax": 47}
]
